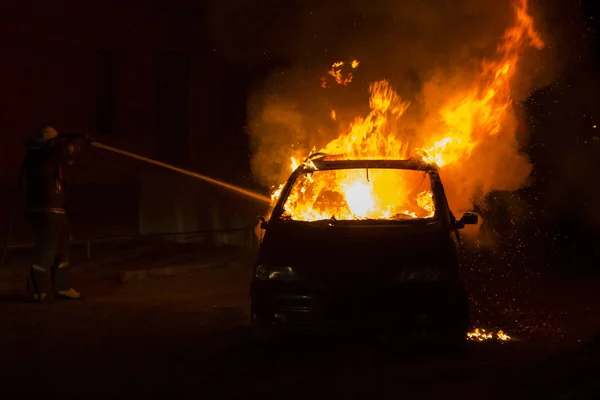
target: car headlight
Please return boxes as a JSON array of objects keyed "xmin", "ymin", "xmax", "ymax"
[
  {"xmin": 268, "ymin": 266, "xmax": 295, "ymax": 281},
  {"xmin": 255, "ymin": 265, "xmax": 268, "ymax": 280},
  {"xmin": 254, "ymin": 265, "xmax": 296, "ymax": 281}
]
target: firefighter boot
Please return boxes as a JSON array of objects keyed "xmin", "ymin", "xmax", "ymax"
[
  {"xmin": 53, "ymin": 260, "xmax": 82, "ymax": 300},
  {"xmin": 56, "ymin": 288, "xmax": 81, "ymax": 300},
  {"xmin": 27, "ymin": 264, "xmax": 54, "ymax": 303}
]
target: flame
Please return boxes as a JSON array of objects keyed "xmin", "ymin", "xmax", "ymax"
[
  {"xmin": 467, "ymin": 328, "xmax": 512, "ymax": 342},
  {"xmin": 321, "ymin": 59, "xmax": 360, "ymax": 88},
  {"xmin": 417, "ymin": 0, "xmax": 544, "ymax": 167},
  {"xmin": 269, "ymin": 0, "xmax": 543, "ymax": 223},
  {"xmin": 275, "ymin": 166, "xmax": 435, "ymax": 221},
  {"xmin": 322, "ymin": 80, "xmax": 411, "ymax": 159},
  {"xmin": 344, "ymin": 180, "xmax": 375, "ymax": 217},
  {"xmin": 416, "ymin": 190, "xmax": 435, "ymax": 218}
]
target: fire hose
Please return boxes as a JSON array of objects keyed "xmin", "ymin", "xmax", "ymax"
[
  {"xmin": 89, "ymin": 142, "xmax": 271, "ymax": 203},
  {"xmin": 1, "ymin": 141, "xmax": 270, "ymax": 268}
]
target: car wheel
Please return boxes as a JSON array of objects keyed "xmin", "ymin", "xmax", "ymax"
[
  {"xmin": 250, "ymin": 306, "xmax": 279, "ymax": 344},
  {"xmin": 439, "ymin": 283, "xmax": 470, "ymax": 351}
]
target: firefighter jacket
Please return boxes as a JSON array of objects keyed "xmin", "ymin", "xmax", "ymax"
[{"xmin": 23, "ymin": 136, "xmax": 85, "ymax": 214}]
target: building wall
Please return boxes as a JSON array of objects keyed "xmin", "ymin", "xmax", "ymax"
[
  {"xmin": 0, "ymin": 2, "xmax": 173, "ymax": 184},
  {"xmin": 0, "ymin": 1, "xmax": 259, "ymax": 244}
]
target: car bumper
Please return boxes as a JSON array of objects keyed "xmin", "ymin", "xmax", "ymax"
[{"xmin": 251, "ymin": 280, "xmax": 468, "ymax": 333}]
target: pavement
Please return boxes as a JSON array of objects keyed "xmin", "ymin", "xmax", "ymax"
[
  {"xmin": 0, "ymin": 240, "xmax": 252, "ymax": 294},
  {"xmin": 1, "ymin": 242, "xmax": 600, "ymax": 398}
]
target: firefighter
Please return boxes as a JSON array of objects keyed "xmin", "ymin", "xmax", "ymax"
[{"xmin": 23, "ymin": 126, "xmax": 90, "ymax": 303}]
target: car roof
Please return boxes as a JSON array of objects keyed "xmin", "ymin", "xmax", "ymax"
[{"xmin": 304, "ymin": 153, "xmax": 439, "ymax": 173}]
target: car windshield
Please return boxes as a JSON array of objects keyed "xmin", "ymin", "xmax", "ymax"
[{"xmin": 280, "ymin": 168, "xmax": 435, "ymax": 222}]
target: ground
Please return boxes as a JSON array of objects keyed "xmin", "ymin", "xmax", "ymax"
[{"xmin": 1, "ymin": 242, "xmax": 600, "ymax": 399}]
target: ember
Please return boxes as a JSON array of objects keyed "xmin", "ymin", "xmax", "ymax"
[
  {"xmin": 467, "ymin": 328, "xmax": 512, "ymax": 342},
  {"xmin": 321, "ymin": 59, "xmax": 360, "ymax": 88}
]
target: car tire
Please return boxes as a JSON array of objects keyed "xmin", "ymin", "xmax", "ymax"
[
  {"xmin": 250, "ymin": 304, "xmax": 279, "ymax": 344},
  {"xmin": 438, "ymin": 283, "xmax": 470, "ymax": 351},
  {"xmin": 252, "ymin": 317, "xmax": 274, "ymax": 343}
]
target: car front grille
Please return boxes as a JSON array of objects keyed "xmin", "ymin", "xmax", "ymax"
[{"xmin": 272, "ymin": 294, "xmax": 316, "ymax": 312}]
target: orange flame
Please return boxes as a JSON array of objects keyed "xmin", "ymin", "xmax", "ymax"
[
  {"xmin": 467, "ymin": 328, "xmax": 512, "ymax": 342},
  {"xmin": 270, "ymin": 0, "xmax": 543, "ymax": 222},
  {"xmin": 321, "ymin": 59, "xmax": 360, "ymax": 88},
  {"xmin": 274, "ymin": 167, "xmax": 435, "ymax": 221},
  {"xmin": 417, "ymin": 0, "xmax": 544, "ymax": 167}
]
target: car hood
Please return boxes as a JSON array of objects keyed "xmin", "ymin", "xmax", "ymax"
[{"xmin": 257, "ymin": 219, "xmax": 460, "ymax": 284}]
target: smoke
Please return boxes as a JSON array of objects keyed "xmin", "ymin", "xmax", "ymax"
[{"xmin": 207, "ymin": 0, "xmax": 559, "ymax": 214}]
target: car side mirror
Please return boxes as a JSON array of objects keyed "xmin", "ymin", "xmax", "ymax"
[
  {"xmin": 454, "ymin": 212, "xmax": 478, "ymax": 229},
  {"xmin": 258, "ymin": 216, "xmax": 268, "ymax": 230},
  {"xmin": 460, "ymin": 212, "xmax": 478, "ymax": 225}
]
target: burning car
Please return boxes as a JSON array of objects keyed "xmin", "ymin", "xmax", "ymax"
[{"xmin": 251, "ymin": 153, "xmax": 478, "ymax": 344}]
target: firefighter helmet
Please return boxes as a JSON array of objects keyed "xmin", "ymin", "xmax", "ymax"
[{"xmin": 41, "ymin": 126, "xmax": 58, "ymax": 141}]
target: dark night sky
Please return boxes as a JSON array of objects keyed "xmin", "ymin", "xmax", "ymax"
[{"xmin": 582, "ymin": 0, "xmax": 600, "ymax": 58}]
